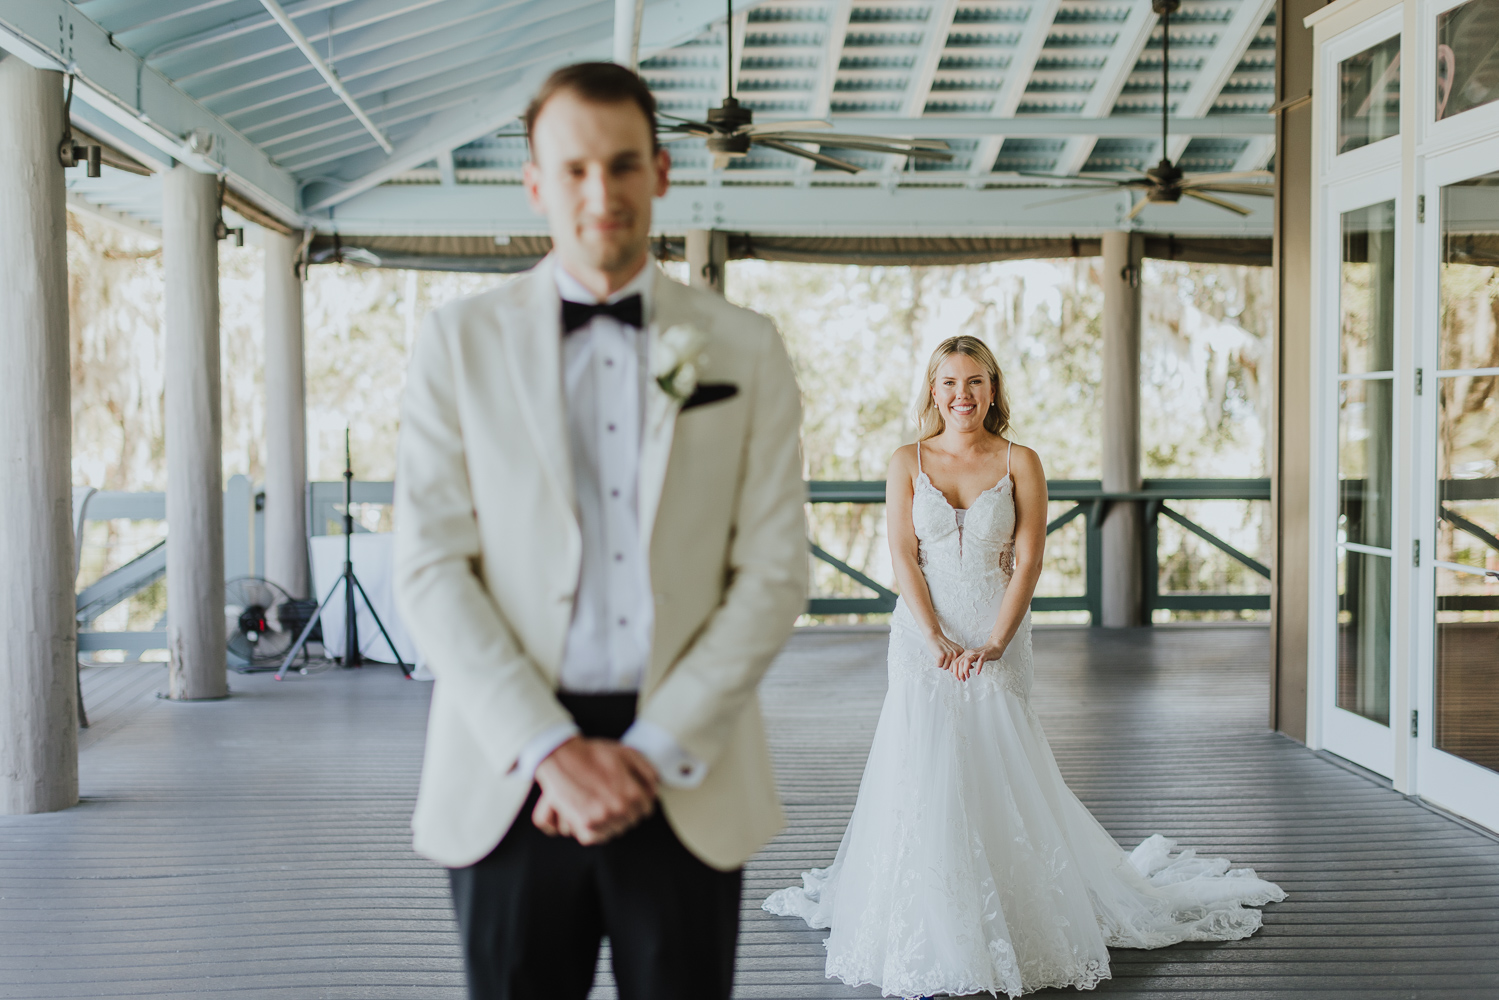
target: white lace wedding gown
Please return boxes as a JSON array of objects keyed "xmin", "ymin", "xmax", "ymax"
[{"xmin": 764, "ymin": 443, "xmax": 1285, "ymax": 999}]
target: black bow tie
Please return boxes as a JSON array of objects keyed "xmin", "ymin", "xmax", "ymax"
[{"xmin": 561, "ymin": 294, "xmax": 643, "ymax": 334}]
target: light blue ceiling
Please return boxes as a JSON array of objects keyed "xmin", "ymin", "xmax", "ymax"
[{"xmin": 0, "ymin": 0, "xmax": 1279, "ymax": 237}]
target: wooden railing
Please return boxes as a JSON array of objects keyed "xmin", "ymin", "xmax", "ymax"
[{"xmin": 807, "ymin": 479, "xmax": 1273, "ymax": 624}]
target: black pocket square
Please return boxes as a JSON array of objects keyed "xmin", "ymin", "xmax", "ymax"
[{"xmin": 680, "ymin": 382, "xmax": 738, "ymax": 411}]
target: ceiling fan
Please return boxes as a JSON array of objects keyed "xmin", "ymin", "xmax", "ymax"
[
  {"xmin": 1022, "ymin": 0, "xmax": 1273, "ymax": 218},
  {"xmin": 656, "ymin": 0, "xmax": 954, "ymax": 172}
]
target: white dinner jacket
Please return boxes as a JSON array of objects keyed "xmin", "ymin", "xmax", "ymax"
[{"xmin": 394, "ymin": 256, "xmax": 807, "ymax": 870}]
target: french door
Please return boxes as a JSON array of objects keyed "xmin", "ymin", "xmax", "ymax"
[{"xmin": 1414, "ymin": 142, "xmax": 1499, "ymax": 830}]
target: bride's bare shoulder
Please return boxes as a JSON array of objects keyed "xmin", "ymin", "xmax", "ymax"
[
  {"xmin": 1005, "ymin": 442, "xmax": 1046, "ymax": 479},
  {"xmin": 889, "ymin": 443, "xmax": 920, "ymax": 471},
  {"xmin": 887, "ymin": 444, "xmax": 920, "ymax": 484}
]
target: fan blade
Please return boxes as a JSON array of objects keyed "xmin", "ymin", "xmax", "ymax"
[
  {"xmin": 754, "ymin": 138, "xmax": 862, "ymax": 173},
  {"xmin": 1022, "ymin": 187, "xmax": 1122, "ymax": 210},
  {"xmin": 1127, "ymin": 196, "xmax": 1153, "ymax": 220},
  {"xmin": 659, "ymin": 122, "xmax": 715, "ymax": 136},
  {"xmin": 1191, "ymin": 183, "xmax": 1275, "ymax": 197},
  {"xmin": 779, "ymin": 137, "xmax": 954, "ymax": 160},
  {"xmin": 743, "ymin": 120, "xmax": 831, "ymax": 134},
  {"xmin": 1182, "ymin": 170, "xmax": 1274, "ymax": 185},
  {"xmin": 711, "ymin": 152, "xmax": 734, "ymax": 170},
  {"xmin": 764, "ymin": 131, "xmax": 951, "ymax": 150},
  {"xmin": 1007, "ymin": 170, "xmax": 1132, "ymax": 188},
  {"xmin": 1183, "ymin": 190, "xmax": 1253, "ymax": 216}
]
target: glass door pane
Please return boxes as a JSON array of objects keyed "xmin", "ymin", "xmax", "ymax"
[
  {"xmin": 1435, "ymin": 173, "xmax": 1499, "ymax": 773},
  {"xmin": 1338, "ymin": 201, "xmax": 1397, "ymax": 728}
]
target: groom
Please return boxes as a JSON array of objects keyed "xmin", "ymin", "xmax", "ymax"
[{"xmin": 393, "ymin": 62, "xmax": 807, "ymax": 1000}]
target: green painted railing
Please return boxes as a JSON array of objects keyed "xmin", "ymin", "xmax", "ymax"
[{"xmin": 807, "ymin": 479, "xmax": 1272, "ymax": 624}]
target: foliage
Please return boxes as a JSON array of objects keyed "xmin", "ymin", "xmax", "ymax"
[{"xmin": 65, "ymin": 227, "xmax": 1274, "ymax": 623}]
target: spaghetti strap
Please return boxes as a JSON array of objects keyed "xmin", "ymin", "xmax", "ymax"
[
  {"xmin": 916, "ymin": 440, "xmax": 922, "ymax": 475},
  {"xmin": 1006, "ymin": 439, "xmax": 1013, "ymax": 480}
]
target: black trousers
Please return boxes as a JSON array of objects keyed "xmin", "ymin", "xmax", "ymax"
[{"xmin": 448, "ymin": 693, "xmax": 742, "ymax": 1000}]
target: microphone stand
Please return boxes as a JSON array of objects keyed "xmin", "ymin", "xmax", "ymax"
[{"xmin": 276, "ymin": 429, "xmax": 410, "ymax": 680}]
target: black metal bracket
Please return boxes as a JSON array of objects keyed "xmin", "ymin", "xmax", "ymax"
[{"xmin": 58, "ymin": 75, "xmax": 102, "ymax": 177}]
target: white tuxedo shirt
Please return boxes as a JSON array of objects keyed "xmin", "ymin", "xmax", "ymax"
[{"xmin": 514, "ymin": 261, "xmax": 705, "ymax": 788}]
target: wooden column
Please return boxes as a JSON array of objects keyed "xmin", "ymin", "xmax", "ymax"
[
  {"xmin": 1101, "ymin": 230, "xmax": 1145, "ymax": 627},
  {"xmin": 686, "ymin": 229, "xmax": 727, "ymax": 296},
  {"xmin": 163, "ymin": 165, "xmax": 228, "ymax": 700},
  {"xmin": 1270, "ymin": 0, "xmax": 1319, "ymax": 742},
  {"xmin": 0, "ymin": 56, "xmax": 79, "ymax": 813},
  {"xmin": 262, "ymin": 229, "xmax": 308, "ymax": 598}
]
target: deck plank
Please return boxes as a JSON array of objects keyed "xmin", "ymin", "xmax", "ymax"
[{"xmin": 0, "ymin": 627, "xmax": 1496, "ymax": 998}]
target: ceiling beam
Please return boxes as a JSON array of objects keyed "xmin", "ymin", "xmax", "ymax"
[
  {"xmin": 154, "ymin": 0, "xmax": 455, "ymax": 86},
  {"xmin": 0, "ymin": 0, "xmax": 300, "ymax": 222},
  {"xmin": 436, "ymin": 148, "xmax": 457, "ymax": 186},
  {"xmin": 191, "ymin": 0, "xmax": 588, "ymax": 110},
  {"xmin": 968, "ymin": 0, "xmax": 1062, "ymax": 180},
  {"xmin": 1163, "ymin": 0, "xmax": 1275, "ymax": 163},
  {"xmin": 1233, "ymin": 134, "xmax": 1274, "ymax": 172},
  {"xmin": 143, "ymin": 0, "xmax": 447, "ymax": 76},
  {"xmin": 1049, "ymin": 1, "xmax": 1158, "ymax": 177},
  {"xmin": 729, "ymin": 5, "xmax": 747, "ymax": 100},
  {"xmin": 221, "ymin": 0, "xmax": 601, "ymax": 132},
  {"xmin": 614, "ymin": 0, "xmax": 645, "ymax": 67},
  {"xmin": 807, "ymin": 0, "xmax": 850, "ymax": 118},
  {"xmin": 114, "ymin": 0, "xmax": 344, "ymax": 54},
  {"xmin": 884, "ymin": 0, "xmax": 958, "ymax": 176},
  {"xmin": 902, "ymin": 0, "xmax": 958, "ymax": 118},
  {"xmin": 820, "ymin": 115, "xmax": 1271, "ymax": 138},
  {"xmin": 793, "ymin": 0, "xmax": 851, "ymax": 182},
  {"xmin": 304, "ymin": 0, "xmax": 769, "ymax": 213},
  {"xmin": 256, "ymin": 0, "xmax": 394, "ymax": 152},
  {"xmin": 328, "ymin": 175, "xmax": 1274, "ymax": 237}
]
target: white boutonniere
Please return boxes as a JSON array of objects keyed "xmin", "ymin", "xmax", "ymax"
[{"xmin": 652, "ymin": 324, "xmax": 708, "ymax": 404}]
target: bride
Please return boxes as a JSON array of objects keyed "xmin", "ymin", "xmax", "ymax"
[{"xmin": 764, "ymin": 336, "xmax": 1284, "ymax": 999}]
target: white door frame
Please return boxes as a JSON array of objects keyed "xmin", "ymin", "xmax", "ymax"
[{"xmin": 1311, "ymin": 166, "xmax": 1406, "ymax": 780}]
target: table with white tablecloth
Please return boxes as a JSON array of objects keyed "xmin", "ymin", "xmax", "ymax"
[{"xmin": 308, "ymin": 533, "xmax": 428, "ymax": 676}]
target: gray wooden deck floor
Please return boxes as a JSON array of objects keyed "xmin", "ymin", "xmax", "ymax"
[{"xmin": 1, "ymin": 627, "xmax": 1496, "ymax": 999}]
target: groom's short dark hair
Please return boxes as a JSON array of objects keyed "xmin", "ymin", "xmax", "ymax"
[{"xmin": 525, "ymin": 62, "xmax": 661, "ymax": 157}]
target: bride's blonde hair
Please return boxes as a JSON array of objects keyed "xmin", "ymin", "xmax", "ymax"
[{"xmin": 916, "ymin": 336, "xmax": 1011, "ymax": 442}]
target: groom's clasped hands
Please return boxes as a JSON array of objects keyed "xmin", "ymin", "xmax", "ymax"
[{"xmin": 531, "ymin": 737, "xmax": 659, "ymax": 845}]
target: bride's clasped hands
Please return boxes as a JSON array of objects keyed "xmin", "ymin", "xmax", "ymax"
[{"xmin": 927, "ymin": 632, "xmax": 1001, "ymax": 682}]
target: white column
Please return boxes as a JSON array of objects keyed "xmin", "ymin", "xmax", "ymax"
[
  {"xmin": 1101, "ymin": 231, "xmax": 1144, "ymax": 627},
  {"xmin": 163, "ymin": 165, "xmax": 228, "ymax": 700},
  {"xmin": 0, "ymin": 56, "xmax": 79, "ymax": 813},
  {"xmin": 262, "ymin": 229, "xmax": 308, "ymax": 598},
  {"xmin": 686, "ymin": 229, "xmax": 727, "ymax": 296}
]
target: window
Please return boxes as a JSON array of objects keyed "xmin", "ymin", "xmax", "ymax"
[
  {"xmin": 1436, "ymin": 0, "xmax": 1499, "ymax": 121},
  {"xmin": 1339, "ymin": 35, "xmax": 1401, "ymax": 154}
]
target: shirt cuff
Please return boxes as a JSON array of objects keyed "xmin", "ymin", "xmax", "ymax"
[
  {"xmin": 511, "ymin": 721, "xmax": 581, "ymax": 783},
  {"xmin": 622, "ymin": 719, "xmax": 708, "ymax": 789}
]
